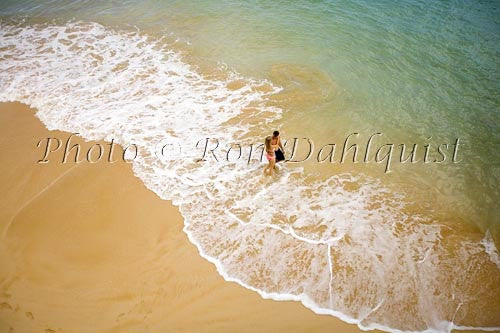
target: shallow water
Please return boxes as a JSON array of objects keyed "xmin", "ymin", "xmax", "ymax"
[{"xmin": 0, "ymin": 1, "xmax": 499, "ymax": 332}]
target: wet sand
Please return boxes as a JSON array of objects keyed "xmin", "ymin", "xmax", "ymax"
[
  {"xmin": 0, "ymin": 102, "xmax": 484, "ymax": 333},
  {"xmin": 0, "ymin": 102, "xmax": 377, "ymax": 333}
]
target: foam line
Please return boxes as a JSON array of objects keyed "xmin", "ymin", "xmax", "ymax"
[{"xmin": 1, "ymin": 20, "xmax": 499, "ymax": 333}]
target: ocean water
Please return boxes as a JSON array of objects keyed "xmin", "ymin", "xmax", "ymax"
[{"xmin": 0, "ymin": 1, "xmax": 499, "ymax": 332}]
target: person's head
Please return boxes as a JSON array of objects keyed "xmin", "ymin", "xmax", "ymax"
[
  {"xmin": 273, "ymin": 130, "xmax": 279, "ymax": 137},
  {"xmin": 265, "ymin": 136, "xmax": 272, "ymax": 150}
]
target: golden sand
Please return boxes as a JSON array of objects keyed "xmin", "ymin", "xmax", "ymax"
[
  {"xmin": 0, "ymin": 102, "xmax": 375, "ymax": 332},
  {"xmin": 0, "ymin": 102, "xmax": 483, "ymax": 333}
]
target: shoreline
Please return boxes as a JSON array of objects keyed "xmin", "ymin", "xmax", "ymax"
[
  {"xmin": 0, "ymin": 101, "xmax": 487, "ymax": 333},
  {"xmin": 0, "ymin": 5, "xmax": 498, "ymax": 331},
  {"xmin": 0, "ymin": 101, "xmax": 382, "ymax": 332}
]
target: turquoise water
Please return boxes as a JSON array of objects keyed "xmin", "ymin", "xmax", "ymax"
[
  {"xmin": 1, "ymin": 0, "xmax": 498, "ymax": 231},
  {"xmin": 1, "ymin": 1, "xmax": 499, "ymax": 331}
]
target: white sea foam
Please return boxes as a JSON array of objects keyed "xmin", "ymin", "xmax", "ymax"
[
  {"xmin": 481, "ymin": 230, "xmax": 500, "ymax": 270},
  {"xmin": 1, "ymin": 20, "xmax": 499, "ymax": 332}
]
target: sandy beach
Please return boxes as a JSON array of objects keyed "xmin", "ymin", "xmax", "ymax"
[
  {"xmin": 0, "ymin": 102, "xmax": 385, "ymax": 332},
  {"xmin": 1, "ymin": 1, "xmax": 499, "ymax": 330}
]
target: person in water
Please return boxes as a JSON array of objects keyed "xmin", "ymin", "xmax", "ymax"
[
  {"xmin": 263, "ymin": 136, "xmax": 276, "ymax": 175},
  {"xmin": 271, "ymin": 130, "xmax": 285, "ymax": 163},
  {"xmin": 264, "ymin": 130, "xmax": 285, "ymax": 175}
]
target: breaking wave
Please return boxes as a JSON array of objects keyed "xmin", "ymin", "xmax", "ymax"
[{"xmin": 1, "ymin": 20, "xmax": 499, "ymax": 332}]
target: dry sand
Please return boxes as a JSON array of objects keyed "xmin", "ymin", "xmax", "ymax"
[
  {"xmin": 0, "ymin": 102, "xmax": 481, "ymax": 333},
  {"xmin": 0, "ymin": 102, "xmax": 374, "ymax": 333}
]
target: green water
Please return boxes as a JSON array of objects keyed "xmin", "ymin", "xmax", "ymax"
[{"xmin": 1, "ymin": 0, "xmax": 499, "ymax": 232}]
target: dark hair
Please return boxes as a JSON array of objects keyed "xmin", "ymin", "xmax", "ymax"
[{"xmin": 273, "ymin": 130, "xmax": 279, "ymax": 137}]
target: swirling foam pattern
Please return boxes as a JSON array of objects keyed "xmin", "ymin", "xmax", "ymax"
[{"xmin": 1, "ymin": 21, "xmax": 499, "ymax": 333}]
